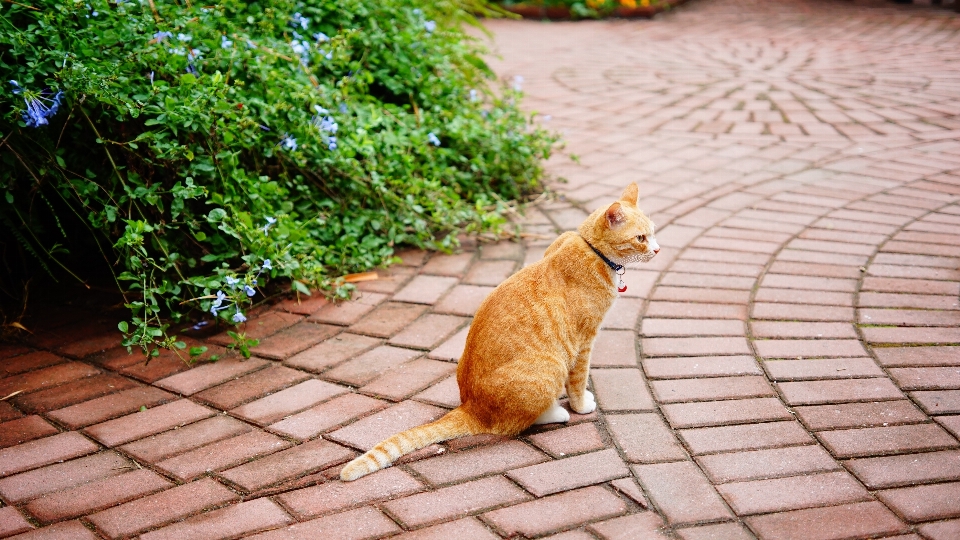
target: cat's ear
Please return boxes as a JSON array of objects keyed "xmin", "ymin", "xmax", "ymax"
[
  {"xmin": 619, "ymin": 183, "xmax": 639, "ymax": 208},
  {"xmin": 606, "ymin": 202, "xmax": 625, "ymax": 228}
]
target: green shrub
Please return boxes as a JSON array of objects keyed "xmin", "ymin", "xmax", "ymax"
[{"xmin": 0, "ymin": 0, "xmax": 556, "ymax": 356}]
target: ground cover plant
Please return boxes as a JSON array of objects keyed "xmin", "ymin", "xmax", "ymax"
[
  {"xmin": 0, "ymin": 0, "xmax": 556, "ymax": 358},
  {"xmin": 493, "ymin": 0, "xmax": 664, "ymax": 18}
]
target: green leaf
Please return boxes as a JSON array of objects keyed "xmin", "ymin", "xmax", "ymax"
[{"xmin": 117, "ymin": 321, "xmax": 129, "ymax": 333}]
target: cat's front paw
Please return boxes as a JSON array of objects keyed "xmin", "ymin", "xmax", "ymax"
[{"xmin": 571, "ymin": 390, "xmax": 596, "ymax": 415}]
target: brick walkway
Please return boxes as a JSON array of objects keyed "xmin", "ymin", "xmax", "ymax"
[{"xmin": 3, "ymin": 0, "xmax": 960, "ymax": 538}]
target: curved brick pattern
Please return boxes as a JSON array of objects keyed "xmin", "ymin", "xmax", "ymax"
[{"xmin": 5, "ymin": 1, "xmax": 960, "ymax": 537}]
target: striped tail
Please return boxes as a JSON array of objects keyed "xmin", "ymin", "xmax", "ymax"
[{"xmin": 340, "ymin": 407, "xmax": 476, "ymax": 481}]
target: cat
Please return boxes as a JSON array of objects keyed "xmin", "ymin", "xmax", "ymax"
[{"xmin": 340, "ymin": 183, "xmax": 659, "ymax": 481}]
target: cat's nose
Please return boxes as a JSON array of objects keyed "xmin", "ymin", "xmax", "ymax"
[{"xmin": 654, "ymin": 248, "xmax": 660, "ymax": 254}]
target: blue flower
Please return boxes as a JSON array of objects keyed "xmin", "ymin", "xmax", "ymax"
[
  {"xmin": 11, "ymin": 81, "xmax": 64, "ymax": 128},
  {"xmin": 153, "ymin": 31, "xmax": 173, "ymax": 42},
  {"xmin": 328, "ymin": 136, "xmax": 338, "ymax": 151},
  {"xmin": 314, "ymin": 105, "xmax": 329, "ymax": 115},
  {"xmin": 221, "ymin": 35, "xmax": 233, "ymax": 49},
  {"xmin": 280, "ymin": 135, "xmax": 297, "ymax": 151},
  {"xmin": 513, "ymin": 75, "xmax": 524, "ymax": 91},
  {"xmin": 262, "ymin": 216, "xmax": 276, "ymax": 235},
  {"xmin": 244, "ymin": 285, "xmax": 256, "ymax": 297},
  {"xmin": 225, "ymin": 276, "xmax": 240, "ymax": 288},
  {"xmin": 185, "ymin": 64, "xmax": 198, "ymax": 75},
  {"xmin": 291, "ymin": 12, "xmax": 309, "ymax": 30},
  {"xmin": 469, "ymin": 89, "xmax": 478, "ymax": 102},
  {"xmin": 313, "ymin": 32, "xmax": 330, "ymax": 43},
  {"xmin": 177, "ymin": 33, "xmax": 192, "ymax": 42},
  {"xmin": 232, "ymin": 310, "xmax": 247, "ymax": 323},
  {"xmin": 413, "ymin": 8, "xmax": 422, "ymax": 16},
  {"xmin": 339, "ymin": 103, "xmax": 348, "ymax": 114},
  {"xmin": 312, "ymin": 115, "xmax": 338, "ymax": 134},
  {"xmin": 427, "ymin": 132, "xmax": 440, "ymax": 147},
  {"xmin": 209, "ymin": 290, "xmax": 229, "ymax": 315},
  {"xmin": 262, "ymin": 259, "xmax": 272, "ymax": 270},
  {"xmin": 424, "ymin": 20, "xmax": 436, "ymax": 33}
]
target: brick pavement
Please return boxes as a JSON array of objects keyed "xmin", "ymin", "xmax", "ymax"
[{"xmin": 3, "ymin": 0, "xmax": 960, "ymax": 538}]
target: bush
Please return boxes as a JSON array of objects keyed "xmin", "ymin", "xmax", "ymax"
[{"xmin": 0, "ymin": 0, "xmax": 556, "ymax": 357}]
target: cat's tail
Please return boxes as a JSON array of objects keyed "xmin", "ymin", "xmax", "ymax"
[{"xmin": 339, "ymin": 406, "xmax": 478, "ymax": 481}]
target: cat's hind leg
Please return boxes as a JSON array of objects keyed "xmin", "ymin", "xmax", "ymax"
[{"xmin": 533, "ymin": 400, "xmax": 570, "ymax": 425}]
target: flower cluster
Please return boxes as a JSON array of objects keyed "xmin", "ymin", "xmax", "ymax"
[
  {"xmin": 311, "ymin": 105, "xmax": 338, "ymax": 150},
  {"xmin": 208, "ymin": 258, "xmax": 272, "ymax": 324},
  {"xmin": 10, "ymin": 81, "xmax": 64, "ymax": 128}
]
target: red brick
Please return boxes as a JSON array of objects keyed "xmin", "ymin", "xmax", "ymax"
[
  {"xmin": 230, "ymin": 379, "xmax": 348, "ymax": 425},
  {"xmin": 252, "ymin": 322, "xmax": 341, "ymax": 360},
  {"xmin": 47, "ymin": 386, "xmax": 175, "ymax": 429},
  {"xmin": 867, "ymin": 263, "xmax": 960, "ymax": 281},
  {"xmin": 392, "ymin": 275, "xmax": 459, "ymax": 305},
  {"xmin": 600, "ymin": 298, "xmax": 644, "ymax": 331},
  {"xmin": 651, "ymin": 287, "xmax": 750, "ymax": 305},
  {"xmin": 348, "ymin": 302, "xmax": 429, "ymax": 339},
  {"xmin": 422, "ymin": 253, "xmax": 475, "ymax": 277},
  {"xmin": 919, "ymin": 519, "xmax": 960, "ymax": 540},
  {"xmin": 675, "ymin": 523, "xmax": 754, "ymax": 540},
  {"xmin": 0, "ymin": 402, "xmax": 22, "ymax": 422},
  {"xmin": 860, "ymin": 308, "xmax": 960, "ymax": 327},
  {"xmin": 274, "ymin": 293, "xmax": 329, "ymax": 315},
  {"xmin": 383, "ymin": 475, "xmax": 529, "ymax": 528},
  {"xmin": 679, "ymin": 421, "xmax": 813, "ymax": 455},
  {"xmin": 285, "ymin": 333, "xmax": 381, "ymax": 373},
  {"xmin": 309, "ymin": 293, "xmax": 387, "ymax": 325},
  {"xmin": 0, "ymin": 432, "xmax": 98, "ymax": 477},
  {"xmin": 912, "ymin": 390, "xmax": 960, "ymax": 414},
  {"xmin": 120, "ymin": 415, "xmax": 252, "ymax": 463},
  {"xmin": 642, "ymin": 355, "xmax": 760, "ymax": 379},
  {"xmin": 752, "ymin": 302, "xmax": 853, "ymax": 322},
  {"xmin": 873, "ymin": 253, "xmax": 956, "ymax": 269},
  {"xmin": 139, "ymin": 498, "xmax": 293, "ymax": 540},
  {"xmin": 6, "ymin": 520, "xmax": 97, "ymax": 539},
  {"xmin": 154, "ymin": 357, "xmax": 268, "ymax": 396},
  {"xmin": 860, "ymin": 292, "xmax": 959, "ymax": 310},
  {"xmin": 795, "ymin": 401, "xmax": 929, "ymax": 430},
  {"xmin": 434, "ymin": 285, "xmax": 494, "ymax": 316},
  {"xmin": 864, "ymin": 327, "xmax": 960, "ymax": 345},
  {"xmin": 87, "ymin": 477, "xmax": 239, "ymax": 538},
  {"xmin": 718, "ymin": 471, "xmax": 871, "ymax": 515},
  {"xmin": 632, "ymin": 461, "xmax": 733, "ymax": 525},
  {"xmin": 207, "ymin": 311, "xmax": 303, "ymax": 346},
  {"xmin": 83, "ymin": 399, "xmax": 213, "ymax": 447},
  {"xmin": 817, "ymin": 424, "xmax": 958, "ymax": 458},
  {"xmin": 641, "ymin": 318, "xmax": 744, "ymax": 337},
  {"xmin": 0, "ymin": 506, "xmax": 32, "ymax": 537},
  {"xmin": 0, "ymin": 362, "xmax": 99, "ymax": 397},
  {"xmin": 642, "ymin": 337, "xmax": 751, "ymax": 357},
  {"xmin": 268, "ymin": 393, "xmax": 389, "ymax": 440},
  {"xmin": 755, "ymin": 288, "xmax": 854, "ymax": 308},
  {"xmin": 587, "ymin": 512, "xmax": 669, "ymax": 540},
  {"xmin": 605, "ymin": 413, "xmax": 687, "ymax": 463},
  {"xmin": 889, "ymin": 367, "xmax": 960, "ymax": 390},
  {"xmin": 219, "ymin": 438, "xmax": 354, "ymax": 492},
  {"xmin": 769, "ymin": 261, "xmax": 862, "ymax": 279},
  {"xmin": 12, "ymin": 373, "xmax": 138, "ymax": 414},
  {"xmin": 507, "ymin": 448, "xmax": 628, "ymax": 497},
  {"xmin": 116, "ymin": 349, "xmax": 191, "ymax": 383},
  {"xmin": 388, "ymin": 314, "xmax": 467, "ymax": 350},
  {"xmin": 702, "ymin": 445, "xmax": 839, "ymax": 484},
  {"xmin": 877, "ymin": 481, "xmax": 960, "ymax": 523},
  {"xmin": 660, "ymin": 273, "xmax": 755, "ymax": 290},
  {"xmin": 590, "ymin": 330, "xmax": 637, "ymax": 367},
  {"xmin": 194, "ymin": 365, "xmax": 310, "ymax": 410},
  {"xmin": 778, "ymin": 378, "xmax": 903, "ymax": 405},
  {"xmin": 528, "ymin": 422, "xmax": 605, "ymax": 458},
  {"xmin": 58, "ymin": 330, "xmax": 126, "ymax": 360},
  {"xmin": 661, "ymin": 397, "xmax": 793, "ymax": 429},
  {"xmin": 322, "ymin": 346, "xmax": 421, "ymax": 387},
  {"xmin": 0, "ymin": 452, "xmax": 135, "ymax": 506},
  {"xmin": 744, "ymin": 501, "xmax": 908, "ymax": 540},
  {"xmin": 413, "ymin": 375, "xmax": 460, "ymax": 408},
  {"xmin": 482, "ymin": 486, "xmax": 626, "ymax": 537},
  {"xmin": 0, "ymin": 351, "xmax": 65, "ymax": 377},
  {"xmin": 591, "ymin": 368, "xmax": 655, "ymax": 411},
  {"xmin": 752, "ymin": 321, "xmax": 857, "ymax": 340},
  {"xmin": 427, "ymin": 325, "xmax": 470, "ymax": 361},
  {"xmin": 0, "ymin": 416, "xmax": 58, "ymax": 448},
  {"xmin": 278, "ymin": 467, "xmax": 422, "ymax": 518},
  {"xmin": 464, "ymin": 260, "xmax": 516, "ymax": 286},
  {"xmin": 646, "ymin": 302, "xmax": 747, "ymax": 320},
  {"xmin": 672, "ymin": 260, "xmax": 763, "ymax": 278},
  {"xmin": 863, "ymin": 276, "xmax": 959, "ymax": 296},
  {"xmin": 407, "ymin": 440, "xmax": 547, "ymax": 485},
  {"xmin": 245, "ymin": 506, "xmax": 400, "ymax": 540},
  {"xmin": 385, "ymin": 518, "xmax": 500, "ymax": 540},
  {"xmin": 763, "ymin": 358, "xmax": 883, "ymax": 380},
  {"xmin": 874, "ymin": 346, "xmax": 960, "ymax": 367},
  {"xmin": 651, "ymin": 376, "xmax": 773, "ymax": 403},
  {"xmin": 360, "ymin": 358, "xmax": 455, "ymax": 401},
  {"xmin": 155, "ymin": 430, "xmax": 290, "ymax": 481},
  {"xmin": 846, "ymin": 449, "xmax": 960, "ymax": 489},
  {"xmin": 25, "ymin": 468, "xmax": 171, "ymax": 523},
  {"xmin": 327, "ymin": 400, "xmax": 446, "ymax": 451},
  {"xmin": 609, "ymin": 477, "xmax": 648, "ymax": 509}
]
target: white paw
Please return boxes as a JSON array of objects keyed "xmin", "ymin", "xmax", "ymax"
[
  {"xmin": 571, "ymin": 390, "xmax": 596, "ymax": 415},
  {"xmin": 534, "ymin": 401, "xmax": 571, "ymax": 425}
]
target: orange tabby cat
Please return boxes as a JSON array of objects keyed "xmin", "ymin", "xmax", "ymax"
[{"xmin": 340, "ymin": 183, "xmax": 659, "ymax": 481}]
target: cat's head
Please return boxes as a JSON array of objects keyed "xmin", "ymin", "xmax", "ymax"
[{"xmin": 579, "ymin": 183, "xmax": 659, "ymax": 265}]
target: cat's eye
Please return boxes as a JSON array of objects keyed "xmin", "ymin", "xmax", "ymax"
[{"xmin": 638, "ymin": 235, "xmax": 646, "ymax": 242}]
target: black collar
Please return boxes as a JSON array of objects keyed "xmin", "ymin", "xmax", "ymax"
[{"xmin": 581, "ymin": 237, "xmax": 623, "ymax": 273}]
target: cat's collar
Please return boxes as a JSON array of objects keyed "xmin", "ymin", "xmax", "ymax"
[{"xmin": 580, "ymin": 236, "xmax": 627, "ymax": 293}]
